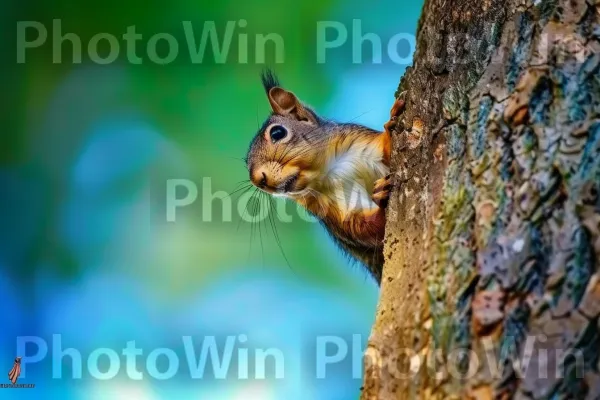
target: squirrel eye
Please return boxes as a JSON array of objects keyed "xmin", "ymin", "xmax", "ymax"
[{"xmin": 269, "ymin": 125, "xmax": 288, "ymax": 142}]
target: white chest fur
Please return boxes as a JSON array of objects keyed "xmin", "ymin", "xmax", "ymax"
[{"xmin": 321, "ymin": 141, "xmax": 389, "ymax": 217}]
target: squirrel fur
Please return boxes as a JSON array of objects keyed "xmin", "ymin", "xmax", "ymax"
[{"xmin": 246, "ymin": 70, "xmax": 404, "ymax": 284}]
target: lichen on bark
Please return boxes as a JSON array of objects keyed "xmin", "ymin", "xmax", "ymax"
[{"xmin": 361, "ymin": 0, "xmax": 600, "ymax": 398}]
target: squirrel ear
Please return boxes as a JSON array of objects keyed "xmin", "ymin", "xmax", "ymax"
[
  {"xmin": 268, "ymin": 87, "xmax": 297, "ymax": 114},
  {"xmin": 268, "ymin": 87, "xmax": 317, "ymax": 123}
]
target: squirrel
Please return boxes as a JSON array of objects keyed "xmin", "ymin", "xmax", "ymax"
[{"xmin": 245, "ymin": 70, "xmax": 405, "ymax": 284}]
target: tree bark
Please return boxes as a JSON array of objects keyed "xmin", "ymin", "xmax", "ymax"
[{"xmin": 361, "ymin": 0, "xmax": 600, "ymax": 399}]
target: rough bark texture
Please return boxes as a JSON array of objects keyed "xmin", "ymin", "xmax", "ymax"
[{"xmin": 361, "ymin": 0, "xmax": 600, "ymax": 399}]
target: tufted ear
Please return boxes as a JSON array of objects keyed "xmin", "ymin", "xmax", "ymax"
[
  {"xmin": 267, "ymin": 87, "xmax": 317, "ymax": 124},
  {"xmin": 261, "ymin": 69, "xmax": 317, "ymax": 123}
]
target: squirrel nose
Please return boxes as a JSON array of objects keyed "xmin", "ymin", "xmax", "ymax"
[
  {"xmin": 251, "ymin": 167, "xmax": 270, "ymax": 189},
  {"xmin": 259, "ymin": 172, "xmax": 268, "ymax": 188}
]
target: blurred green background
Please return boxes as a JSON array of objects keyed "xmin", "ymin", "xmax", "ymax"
[{"xmin": 1, "ymin": 0, "xmax": 422, "ymax": 398}]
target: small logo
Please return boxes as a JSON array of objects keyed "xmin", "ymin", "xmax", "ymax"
[
  {"xmin": 1, "ymin": 357, "xmax": 33, "ymax": 389},
  {"xmin": 8, "ymin": 357, "xmax": 21, "ymax": 384}
]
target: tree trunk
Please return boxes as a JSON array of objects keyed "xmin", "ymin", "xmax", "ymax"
[{"xmin": 361, "ymin": 0, "xmax": 600, "ymax": 398}]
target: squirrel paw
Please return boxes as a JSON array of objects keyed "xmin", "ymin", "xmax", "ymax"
[
  {"xmin": 372, "ymin": 174, "xmax": 393, "ymax": 208},
  {"xmin": 383, "ymin": 91, "xmax": 407, "ymax": 133}
]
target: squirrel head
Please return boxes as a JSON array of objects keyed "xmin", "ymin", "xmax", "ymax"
[{"xmin": 246, "ymin": 70, "xmax": 327, "ymax": 197}]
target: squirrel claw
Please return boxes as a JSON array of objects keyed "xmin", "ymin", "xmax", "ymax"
[
  {"xmin": 372, "ymin": 174, "xmax": 393, "ymax": 208},
  {"xmin": 384, "ymin": 93, "xmax": 407, "ymax": 133}
]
